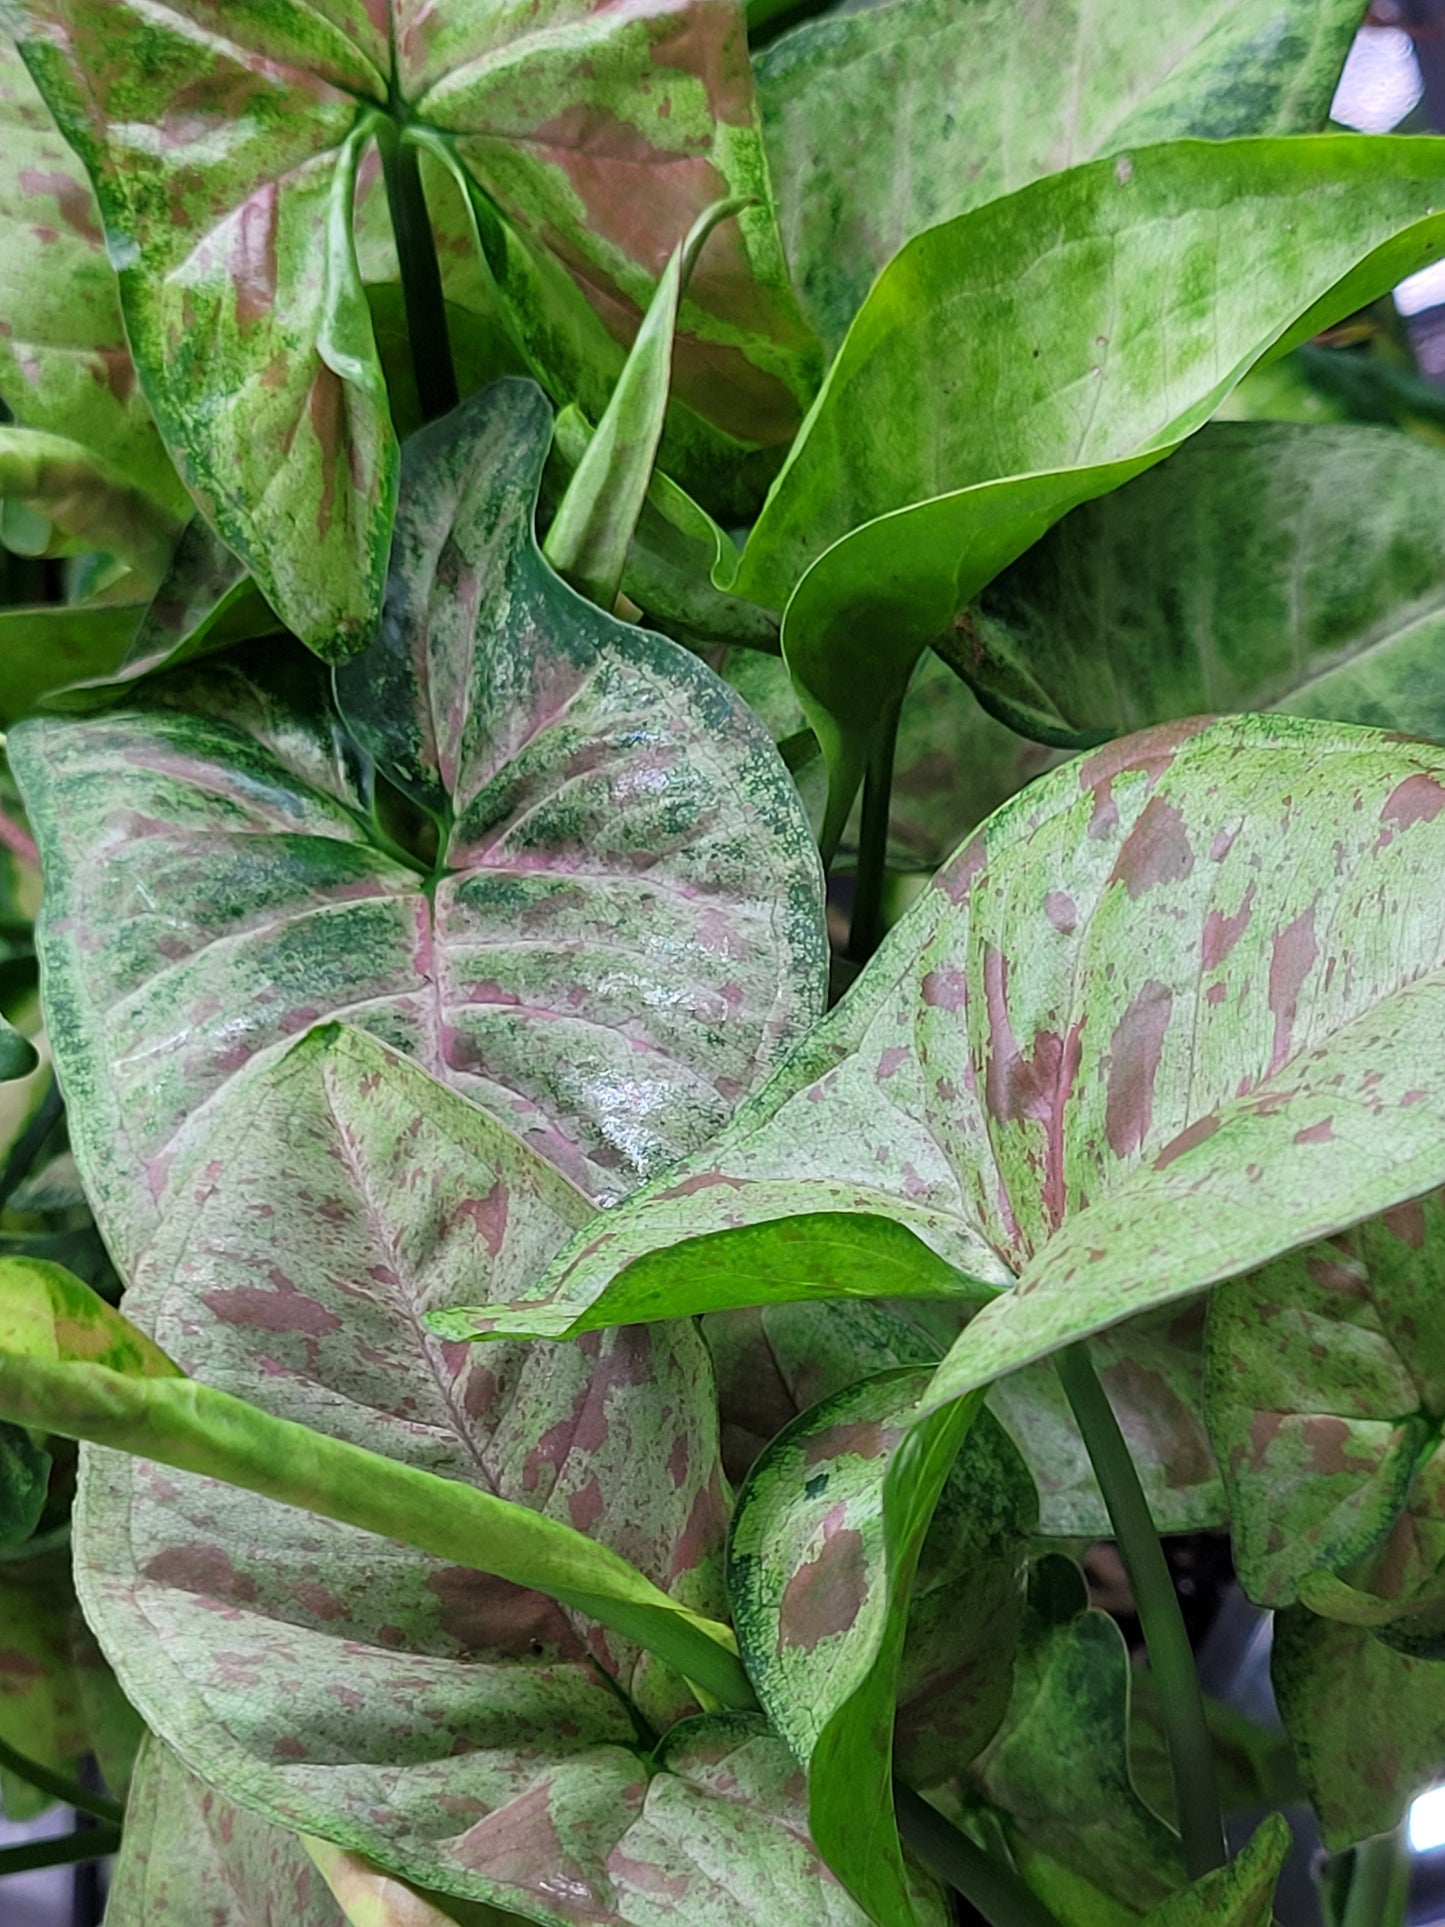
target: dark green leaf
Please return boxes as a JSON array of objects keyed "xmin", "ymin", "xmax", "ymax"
[
  {"xmin": 1141, "ymin": 1813, "xmax": 1289, "ymax": 1926},
  {"xmin": 0, "ymin": 1413, "xmax": 46, "ymax": 1547}
]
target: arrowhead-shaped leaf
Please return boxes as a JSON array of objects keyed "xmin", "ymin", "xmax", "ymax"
[
  {"xmin": 9, "ymin": 0, "xmax": 818, "ymax": 654},
  {"xmin": 956, "ymin": 420, "xmax": 1445, "ymax": 750},
  {"xmin": 63, "ymin": 1027, "xmax": 901, "ymax": 1921},
  {"xmin": 758, "ymin": 0, "xmax": 1360, "ymax": 348},
  {"xmin": 0, "ymin": 36, "xmax": 185, "ymax": 516},
  {"xmin": 727, "ymin": 1366, "xmax": 1026, "ymax": 1926},
  {"xmin": 1141, "ymin": 1814, "xmax": 1289, "ymax": 1927},
  {"xmin": 13, "ymin": 380, "xmax": 824, "ymax": 1273},
  {"xmin": 463, "ymin": 714, "xmax": 1445, "ymax": 1441},
  {"xmin": 735, "ymin": 137, "xmax": 1445, "ymax": 840},
  {"xmin": 1206, "ymin": 1193, "xmax": 1445, "ymax": 1618}
]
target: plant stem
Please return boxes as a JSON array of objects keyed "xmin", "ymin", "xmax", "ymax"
[
  {"xmin": 1341, "ymin": 1828, "xmax": 1411, "ymax": 1927},
  {"xmin": 0, "ymin": 1736, "xmax": 123, "ymax": 1826},
  {"xmin": 847, "ymin": 693, "xmax": 902, "ymax": 964},
  {"xmin": 1053, "ymin": 1343, "xmax": 1227, "ymax": 1881},
  {"xmin": 0, "ymin": 1826, "xmax": 121, "ymax": 1876},
  {"xmin": 378, "ymin": 128, "xmax": 458, "ymax": 423},
  {"xmin": 895, "ymin": 1785, "xmax": 1063, "ymax": 1927}
]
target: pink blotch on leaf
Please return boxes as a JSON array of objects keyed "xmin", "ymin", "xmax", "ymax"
[
  {"xmin": 1153, "ymin": 1112, "xmax": 1222, "ymax": 1172},
  {"xmin": 1266, "ymin": 907, "xmax": 1319, "ymax": 1075},
  {"xmin": 1293, "ymin": 1118, "xmax": 1335, "ymax": 1146},
  {"xmin": 981, "ymin": 946, "xmax": 1083, "ymax": 1233},
  {"xmin": 457, "ymin": 1178, "xmax": 509, "ymax": 1257},
  {"xmin": 1112, "ymin": 794, "xmax": 1194, "ymax": 899},
  {"xmin": 921, "ymin": 966, "xmax": 967, "ymax": 1011},
  {"xmin": 1382, "ymin": 773, "xmax": 1445, "ymax": 831},
  {"xmin": 1104, "ymin": 980, "xmax": 1173, "ymax": 1158},
  {"xmin": 1201, "ymin": 882, "xmax": 1256, "ymax": 971},
  {"xmin": 1044, "ymin": 890, "xmax": 1076, "ymax": 933},
  {"xmin": 775, "ymin": 1504, "xmax": 869, "ymax": 1654}
]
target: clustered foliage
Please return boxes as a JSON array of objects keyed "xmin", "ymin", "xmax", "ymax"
[{"xmin": 3, "ymin": 3, "xmax": 1445, "ymax": 1925}]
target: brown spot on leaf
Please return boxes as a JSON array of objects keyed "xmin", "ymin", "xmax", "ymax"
[
  {"xmin": 1382, "ymin": 773, "xmax": 1445, "ymax": 831},
  {"xmin": 1105, "ymin": 981, "xmax": 1173, "ymax": 1157},
  {"xmin": 1201, "ymin": 882, "xmax": 1255, "ymax": 971},
  {"xmin": 1267, "ymin": 907, "xmax": 1318, "ymax": 1074},
  {"xmin": 776, "ymin": 1508, "xmax": 869, "ymax": 1654},
  {"xmin": 1112, "ymin": 794, "xmax": 1194, "ymax": 898},
  {"xmin": 1153, "ymin": 1112, "xmax": 1221, "ymax": 1171}
]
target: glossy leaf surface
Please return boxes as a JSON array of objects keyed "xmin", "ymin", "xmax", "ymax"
[
  {"xmin": 68, "ymin": 1027, "xmax": 882, "ymax": 1922},
  {"xmin": 15, "ymin": 381, "xmax": 825, "ymax": 1272},
  {"xmin": 729, "ymin": 1367, "xmax": 1024, "ymax": 1925},
  {"xmin": 1271, "ymin": 1606, "xmax": 1445, "ymax": 1848},
  {"xmin": 1206, "ymin": 1193, "xmax": 1445, "ymax": 1616},
  {"xmin": 467, "ymin": 715, "xmax": 1445, "ymax": 1438},
  {"xmin": 958, "ymin": 421, "xmax": 1445, "ymax": 749},
  {"xmin": 758, "ymin": 0, "xmax": 1360, "ymax": 347},
  {"xmin": 0, "ymin": 36, "xmax": 184, "ymax": 514},
  {"xmin": 735, "ymin": 137, "xmax": 1445, "ymax": 836},
  {"xmin": 9, "ymin": 0, "xmax": 817, "ymax": 653}
]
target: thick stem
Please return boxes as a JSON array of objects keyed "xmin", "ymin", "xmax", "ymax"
[
  {"xmin": 1341, "ymin": 1828, "xmax": 1411, "ymax": 1927},
  {"xmin": 847, "ymin": 693, "xmax": 902, "ymax": 963},
  {"xmin": 895, "ymin": 1785, "xmax": 1062, "ymax": 1927},
  {"xmin": 0, "ymin": 1736, "xmax": 123, "ymax": 1826},
  {"xmin": 379, "ymin": 129, "xmax": 459, "ymax": 423},
  {"xmin": 0, "ymin": 1827, "xmax": 121, "ymax": 1876},
  {"xmin": 1053, "ymin": 1344, "xmax": 1227, "ymax": 1881}
]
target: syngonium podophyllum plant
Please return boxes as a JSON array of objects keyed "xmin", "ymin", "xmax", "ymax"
[{"xmin": 9, "ymin": 0, "xmax": 1445, "ymax": 1923}]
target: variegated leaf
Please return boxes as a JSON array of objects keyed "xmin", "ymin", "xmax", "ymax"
[
  {"xmin": 14, "ymin": 381, "xmax": 825, "ymax": 1274},
  {"xmin": 0, "ymin": 34, "xmax": 185, "ymax": 515},
  {"xmin": 460, "ymin": 715, "xmax": 1445, "ymax": 1440},
  {"xmin": 8, "ymin": 0, "xmax": 818, "ymax": 655}
]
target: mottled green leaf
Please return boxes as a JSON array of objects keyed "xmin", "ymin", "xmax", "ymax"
[
  {"xmin": 1206, "ymin": 1195, "xmax": 1445, "ymax": 1617},
  {"xmin": 0, "ymin": 424, "xmax": 180, "ymax": 584},
  {"xmin": 0, "ymin": 1542, "xmax": 98, "ymax": 1819},
  {"xmin": 8, "ymin": 0, "xmax": 819, "ymax": 654},
  {"xmin": 735, "ymin": 137, "xmax": 1445, "ymax": 841},
  {"xmin": 1141, "ymin": 1814, "xmax": 1289, "ymax": 1926},
  {"xmin": 971, "ymin": 1556, "xmax": 1183, "ymax": 1909},
  {"xmin": 0, "ymin": 1013, "xmax": 35, "ymax": 1083},
  {"xmin": 956, "ymin": 421, "xmax": 1445, "ymax": 750},
  {"xmin": 729, "ymin": 1366, "xmax": 992, "ymax": 1926},
  {"xmin": 0, "ymin": 1417, "xmax": 45, "ymax": 1548},
  {"xmin": 1271, "ymin": 1605, "xmax": 1445, "ymax": 1848},
  {"xmin": 545, "ymin": 197, "xmax": 748, "ymax": 613},
  {"xmin": 468, "ymin": 714, "xmax": 1445, "ymax": 1449},
  {"xmin": 68, "ymin": 1024, "xmax": 904, "ymax": 1923},
  {"xmin": 107, "ymin": 1735, "xmax": 351, "ymax": 1927},
  {"xmin": 0, "ymin": 36, "xmax": 184, "ymax": 516},
  {"xmin": 14, "ymin": 380, "xmax": 824, "ymax": 1273},
  {"xmin": 1129, "ymin": 1682, "xmax": 1302, "ymax": 1831},
  {"xmin": 759, "ymin": 0, "xmax": 1361, "ymax": 348}
]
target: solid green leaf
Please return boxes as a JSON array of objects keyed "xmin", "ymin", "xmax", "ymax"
[
  {"xmin": 970, "ymin": 1555, "xmax": 1184, "ymax": 1910},
  {"xmin": 735, "ymin": 136, "xmax": 1445, "ymax": 843},
  {"xmin": 14, "ymin": 380, "xmax": 824, "ymax": 1274},
  {"xmin": 0, "ymin": 424, "xmax": 181, "ymax": 585},
  {"xmin": 0, "ymin": 36, "xmax": 186, "ymax": 516},
  {"xmin": 1271, "ymin": 1605, "xmax": 1445, "ymax": 1848},
  {"xmin": 0, "ymin": 604, "xmax": 141, "ymax": 722},
  {"xmin": 0, "ymin": 1541, "xmax": 99, "ymax": 1820},
  {"xmin": 728, "ymin": 1366, "xmax": 1025, "ymax": 1924},
  {"xmin": 1141, "ymin": 1813, "xmax": 1289, "ymax": 1926},
  {"xmin": 8, "ymin": 0, "xmax": 820, "ymax": 656},
  {"xmin": 0, "ymin": 1013, "xmax": 36, "ymax": 1083},
  {"xmin": 545, "ymin": 197, "xmax": 749, "ymax": 613},
  {"xmin": 464, "ymin": 715, "xmax": 1445, "ymax": 1435},
  {"xmin": 955, "ymin": 421, "xmax": 1445, "ymax": 749},
  {"xmin": 758, "ymin": 0, "xmax": 1361, "ymax": 349}
]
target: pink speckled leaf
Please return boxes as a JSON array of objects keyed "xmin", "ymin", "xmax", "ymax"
[
  {"xmin": 13, "ymin": 380, "xmax": 825, "ymax": 1275},
  {"xmin": 728, "ymin": 1365, "xmax": 1030, "ymax": 1926},
  {"xmin": 463, "ymin": 715, "xmax": 1445, "ymax": 1435},
  {"xmin": 0, "ymin": 35, "xmax": 185, "ymax": 517},
  {"xmin": 1205, "ymin": 1190, "xmax": 1445, "ymax": 1623},
  {"xmin": 73, "ymin": 1025, "xmax": 862, "ymax": 1923},
  {"xmin": 7, "ymin": 0, "xmax": 817, "ymax": 655}
]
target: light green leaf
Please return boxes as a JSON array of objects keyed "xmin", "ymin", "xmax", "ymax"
[
  {"xmin": 735, "ymin": 136, "xmax": 1445, "ymax": 843},
  {"xmin": 0, "ymin": 1133, "xmax": 750, "ymax": 1714},
  {"xmin": 1206, "ymin": 1194, "xmax": 1445, "ymax": 1615},
  {"xmin": 0, "ymin": 1542, "xmax": 98, "ymax": 1820},
  {"xmin": 462, "ymin": 715, "xmax": 1445, "ymax": 1440},
  {"xmin": 0, "ymin": 36, "xmax": 185, "ymax": 516},
  {"xmin": 0, "ymin": 424, "xmax": 181, "ymax": 585},
  {"xmin": 15, "ymin": 381, "xmax": 824, "ymax": 1274},
  {"xmin": 1141, "ymin": 1814, "xmax": 1289, "ymax": 1926},
  {"xmin": 1271, "ymin": 1605, "xmax": 1445, "ymax": 1848},
  {"xmin": 8, "ymin": 0, "xmax": 820, "ymax": 653},
  {"xmin": 545, "ymin": 198, "xmax": 749, "ymax": 613},
  {"xmin": 728, "ymin": 1366, "xmax": 997, "ymax": 1926},
  {"xmin": 971, "ymin": 1556, "xmax": 1183, "ymax": 1909},
  {"xmin": 955, "ymin": 421, "xmax": 1445, "ymax": 749},
  {"xmin": 758, "ymin": 0, "xmax": 1362, "ymax": 348},
  {"xmin": 0, "ymin": 603, "xmax": 142, "ymax": 722}
]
